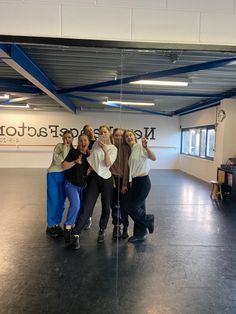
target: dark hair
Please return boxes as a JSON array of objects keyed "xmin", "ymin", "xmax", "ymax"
[
  {"xmin": 62, "ymin": 130, "xmax": 73, "ymax": 137},
  {"xmin": 82, "ymin": 125, "xmax": 90, "ymax": 133}
]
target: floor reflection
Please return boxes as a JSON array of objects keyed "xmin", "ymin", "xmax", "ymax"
[{"xmin": 0, "ymin": 169, "xmax": 236, "ymax": 313}]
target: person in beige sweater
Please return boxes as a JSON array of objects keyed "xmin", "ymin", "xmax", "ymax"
[
  {"xmin": 46, "ymin": 130, "xmax": 73, "ymax": 238},
  {"xmin": 110, "ymin": 128, "xmax": 131, "ymax": 240}
]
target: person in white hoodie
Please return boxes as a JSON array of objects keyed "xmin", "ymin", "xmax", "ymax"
[{"xmin": 46, "ymin": 130, "xmax": 73, "ymax": 238}]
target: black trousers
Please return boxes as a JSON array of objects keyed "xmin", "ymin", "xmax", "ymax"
[
  {"xmin": 128, "ymin": 175, "xmax": 151, "ymax": 236},
  {"xmin": 111, "ymin": 175, "xmax": 129, "ymax": 228},
  {"xmin": 74, "ymin": 171, "xmax": 113, "ymax": 235}
]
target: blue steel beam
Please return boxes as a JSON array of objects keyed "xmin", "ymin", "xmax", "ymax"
[
  {"xmin": 67, "ymin": 94, "xmax": 171, "ymax": 115},
  {"xmin": 69, "ymin": 89, "xmax": 223, "ymax": 98},
  {"xmin": 68, "ymin": 94, "xmax": 101, "ymax": 103},
  {"xmin": 0, "ymin": 78, "xmax": 42, "ymax": 94},
  {"xmin": 175, "ymin": 99, "xmax": 220, "ymax": 115},
  {"xmin": 105, "ymin": 102, "xmax": 172, "ymax": 116},
  {"xmin": 175, "ymin": 87, "xmax": 236, "ymax": 115},
  {"xmin": 0, "ymin": 44, "xmax": 76, "ymax": 113},
  {"xmin": 58, "ymin": 56, "xmax": 236, "ymax": 94}
]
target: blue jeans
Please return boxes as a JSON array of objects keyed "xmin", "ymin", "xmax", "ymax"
[
  {"xmin": 47, "ymin": 172, "xmax": 66, "ymax": 227},
  {"xmin": 65, "ymin": 180, "xmax": 86, "ymax": 226}
]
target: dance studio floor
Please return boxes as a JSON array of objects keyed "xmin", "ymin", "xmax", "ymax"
[{"xmin": 1, "ymin": 169, "xmax": 236, "ymax": 314}]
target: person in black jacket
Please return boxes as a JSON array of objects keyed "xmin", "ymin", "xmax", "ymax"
[
  {"xmin": 63, "ymin": 134, "xmax": 90, "ymax": 243},
  {"xmin": 82, "ymin": 124, "xmax": 97, "ymax": 230}
]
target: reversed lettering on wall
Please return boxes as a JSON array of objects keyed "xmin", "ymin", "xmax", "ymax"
[{"xmin": 0, "ymin": 122, "xmax": 156, "ymax": 145}]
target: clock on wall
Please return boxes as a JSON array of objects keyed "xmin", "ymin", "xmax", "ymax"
[{"xmin": 217, "ymin": 109, "xmax": 226, "ymax": 122}]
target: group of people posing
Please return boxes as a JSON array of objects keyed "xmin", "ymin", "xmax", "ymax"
[{"xmin": 46, "ymin": 124, "xmax": 156, "ymax": 250}]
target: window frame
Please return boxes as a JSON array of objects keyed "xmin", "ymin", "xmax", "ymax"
[{"xmin": 180, "ymin": 124, "xmax": 215, "ymax": 160}]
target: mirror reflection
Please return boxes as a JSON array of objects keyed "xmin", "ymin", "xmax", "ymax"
[{"xmin": 1, "ymin": 39, "xmax": 236, "ymax": 313}]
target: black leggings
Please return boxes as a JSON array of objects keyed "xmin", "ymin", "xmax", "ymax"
[
  {"xmin": 74, "ymin": 171, "xmax": 113, "ymax": 234},
  {"xmin": 111, "ymin": 175, "xmax": 129, "ymax": 228},
  {"xmin": 128, "ymin": 175, "xmax": 151, "ymax": 236}
]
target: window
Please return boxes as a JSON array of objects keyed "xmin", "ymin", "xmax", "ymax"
[{"xmin": 181, "ymin": 125, "xmax": 215, "ymax": 160}]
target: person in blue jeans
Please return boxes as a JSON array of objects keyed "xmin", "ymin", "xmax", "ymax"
[
  {"xmin": 63, "ymin": 134, "xmax": 90, "ymax": 243},
  {"xmin": 46, "ymin": 130, "xmax": 73, "ymax": 238}
]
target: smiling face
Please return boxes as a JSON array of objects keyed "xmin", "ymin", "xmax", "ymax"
[
  {"xmin": 63, "ymin": 132, "xmax": 73, "ymax": 146},
  {"xmin": 124, "ymin": 130, "xmax": 137, "ymax": 147},
  {"xmin": 78, "ymin": 134, "xmax": 89, "ymax": 152},
  {"xmin": 113, "ymin": 129, "xmax": 123, "ymax": 146}
]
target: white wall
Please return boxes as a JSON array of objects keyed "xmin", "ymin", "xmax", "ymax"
[
  {"xmin": 0, "ymin": 110, "xmax": 180, "ymax": 169},
  {"xmin": 220, "ymin": 99, "xmax": 236, "ymax": 163},
  {"xmin": 0, "ymin": 0, "xmax": 236, "ymax": 46},
  {"xmin": 180, "ymin": 101, "xmax": 236, "ymax": 182}
]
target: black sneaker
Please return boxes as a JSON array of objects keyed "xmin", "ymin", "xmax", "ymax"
[
  {"xmin": 71, "ymin": 236, "xmax": 80, "ymax": 250},
  {"xmin": 64, "ymin": 228, "xmax": 72, "ymax": 244},
  {"xmin": 128, "ymin": 235, "xmax": 147, "ymax": 243},
  {"xmin": 122, "ymin": 227, "xmax": 129, "ymax": 239},
  {"xmin": 112, "ymin": 226, "xmax": 121, "ymax": 240},
  {"xmin": 97, "ymin": 229, "xmax": 105, "ymax": 243},
  {"xmin": 84, "ymin": 217, "xmax": 92, "ymax": 230},
  {"xmin": 54, "ymin": 225, "xmax": 64, "ymax": 237},
  {"xmin": 46, "ymin": 226, "xmax": 59, "ymax": 238}
]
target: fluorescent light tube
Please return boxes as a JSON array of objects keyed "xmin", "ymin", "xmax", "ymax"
[
  {"xmin": 0, "ymin": 103, "xmax": 29, "ymax": 109},
  {"xmin": 130, "ymin": 80, "xmax": 188, "ymax": 87},
  {"xmin": 0, "ymin": 94, "xmax": 10, "ymax": 99},
  {"xmin": 103, "ymin": 100, "xmax": 155, "ymax": 106}
]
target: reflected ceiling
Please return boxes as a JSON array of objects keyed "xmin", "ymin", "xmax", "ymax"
[{"xmin": 1, "ymin": 37, "xmax": 236, "ymax": 116}]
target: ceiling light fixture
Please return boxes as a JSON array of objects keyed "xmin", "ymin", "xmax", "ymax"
[
  {"xmin": 130, "ymin": 80, "xmax": 189, "ymax": 87},
  {"xmin": 0, "ymin": 93, "xmax": 10, "ymax": 99},
  {"xmin": 0, "ymin": 103, "xmax": 30, "ymax": 109},
  {"xmin": 103, "ymin": 100, "xmax": 155, "ymax": 106}
]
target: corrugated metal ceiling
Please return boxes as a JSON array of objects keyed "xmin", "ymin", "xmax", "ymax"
[{"xmin": 1, "ymin": 40, "xmax": 236, "ymax": 115}]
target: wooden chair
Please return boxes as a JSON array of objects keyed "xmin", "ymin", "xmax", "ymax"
[{"xmin": 210, "ymin": 180, "xmax": 223, "ymax": 200}]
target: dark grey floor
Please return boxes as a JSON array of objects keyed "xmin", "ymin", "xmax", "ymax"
[{"xmin": 1, "ymin": 169, "xmax": 236, "ymax": 314}]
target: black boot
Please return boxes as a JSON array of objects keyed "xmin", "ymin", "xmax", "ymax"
[
  {"xmin": 54, "ymin": 225, "xmax": 64, "ymax": 237},
  {"xmin": 97, "ymin": 229, "xmax": 105, "ymax": 243},
  {"xmin": 128, "ymin": 235, "xmax": 147, "ymax": 243},
  {"xmin": 71, "ymin": 235, "xmax": 80, "ymax": 250},
  {"xmin": 64, "ymin": 228, "xmax": 72, "ymax": 244},
  {"xmin": 122, "ymin": 226, "xmax": 129, "ymax": 239},
  {"xmin": 46, "ymin": 226, "xmax": 59, "ymax": 238},
  {"xmin": 112, "ymin": 225, "xmax": 121, "ymax": 240},
  {"xmin": 147, "ymin": 214, "xmax": 155, "ymax": 234},
  {"xmin": 84, "ymin": 217, "xmax": 92, "ymax": 230}
]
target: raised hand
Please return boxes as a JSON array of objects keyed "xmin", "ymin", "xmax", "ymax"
[
  {"xmin": 75, "ymin": 154, "xmax": 83, "ymax": 164},
  {"xmin": 98, "ymin": 140, "xmax": 108, "ymax": 153},
  {"xmin": 142, "ymin": 137, "xmax": 148, "ymax": 148}
]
